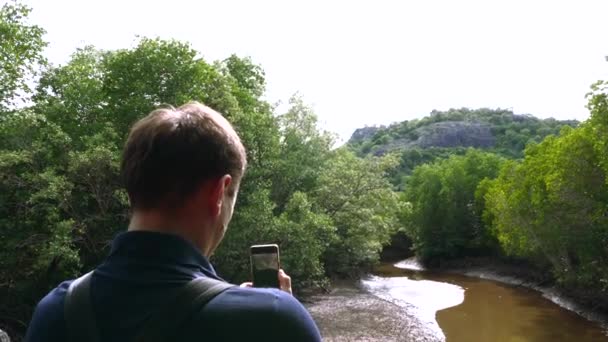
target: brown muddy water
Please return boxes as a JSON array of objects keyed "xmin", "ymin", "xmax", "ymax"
[{"xmin": 305, "ymin": 260, "xmax": 607, "ymax": 341}]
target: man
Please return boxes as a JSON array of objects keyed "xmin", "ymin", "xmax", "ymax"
[{"xmin": 26, "ymin": 102, "xmax": 322, "ymax": 341}]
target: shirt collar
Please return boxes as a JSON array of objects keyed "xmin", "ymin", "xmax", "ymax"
[{"xmin": 108, "ymin": 231, "xmax": 219, "ymax": 278}]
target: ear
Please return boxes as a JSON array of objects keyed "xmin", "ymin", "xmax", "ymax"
[{"xmin": 208, "ymin": 175, "xmax": 233, "ymax": 218}]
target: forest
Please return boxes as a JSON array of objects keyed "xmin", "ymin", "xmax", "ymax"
[
  {"xmin": 399, "ymin": 87, "xmax": 608, "ymax": 304},
  {"xmin": 1, "ymin": 1, "xmax": 607, "ymax": 339}
]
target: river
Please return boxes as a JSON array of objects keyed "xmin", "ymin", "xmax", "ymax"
[{"xmin": 305, "ymin": 259, "xmax": 607, "ymax": 341}]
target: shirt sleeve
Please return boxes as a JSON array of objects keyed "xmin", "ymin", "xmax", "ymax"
[{"xmin": 25, "ymin": 281, "xmax": 71, "ymax": 342}]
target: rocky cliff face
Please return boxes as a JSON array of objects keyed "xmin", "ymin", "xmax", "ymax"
[
  {"xmin": 350, "ymin": 126, "xmax": 382, "ymax": 143},
  {"xmin": 414, "ymin": 121, "xmax": 495, "ymax": 148},
  {"xmin": 364, "ymin": 121, "xmax": 496, "ymax": 155}
]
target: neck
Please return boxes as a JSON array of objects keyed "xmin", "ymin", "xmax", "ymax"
[{"xmin": 128, "ymin": 209, "xmax": 215, "ymax": 257}]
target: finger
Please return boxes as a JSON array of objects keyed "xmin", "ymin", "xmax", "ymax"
[
  {"xmin": 240, "ymin": 282, "xmax": 253, "ymax": 287},
  {"xmin": 278, "ymin": 269, "xmax": 292, "ymax": 295}
]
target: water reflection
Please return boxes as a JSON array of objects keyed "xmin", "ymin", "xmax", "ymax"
[
  {"xmin": 369, "ymin": 262, "xmax": 607, "ymax": 342},
  {"xmin": 362, "ymin": 275, "xmax": 464, "ymax": 339}
]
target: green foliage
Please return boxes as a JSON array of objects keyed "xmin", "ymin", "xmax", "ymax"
[
  {"xmin": 275, "ymin": 192, "xmax": 335, "ymax": 287},
  {"xmin": 0, "ymin": 111, "xmax": 76, "ymax": 332},
  {"xmin": 33, "ymin": 47, "xmax": 108, "ymax": 145},
  {"xmin": 393, "ymin": 147, "xmax": 468, "ymax": 188},
  {"xmin": 0, "ymin": 10, "xmax": 403, "ymax": 336},
  {"xmin": 316, "ymin": 150, "xmax": 404, "ymax": 275},
  {"xmin": 104, "ymin": 38, "xmax": 239, "ymax": 136},
  {"xmin": 215, "ymin": 107, "xmax": 401, "ymax": 285},
  {"xmin": 271, "ymin": 95, "xmax": 334, "ymax": 212},
  {"xmin": 404, "ymin": 149, "xmax": 504, "ymax": 262},
  {"xmin": 587, "ymin": 79, "xmax": 608, "ymax": 182},
  {"xmin": 0, "ymin": 1, "xmax": 47, "ymax": 108},
  {"xmin": 212, "ymin": 188, "xmax": 278, "ymax": 282},
  {"xmin": 483, "ymin": 81, "xmax": 608, "ymax": 291}
]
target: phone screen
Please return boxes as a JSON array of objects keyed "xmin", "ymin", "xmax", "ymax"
[{"xmin": 250, "ymin": 244, "xmax": 280, "ymax": 288}]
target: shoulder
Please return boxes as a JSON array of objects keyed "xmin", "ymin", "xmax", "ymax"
[
  {"xmin": 220, "ymin": 287, "xmax": 316, "ymax": 323},
  {"xmin": 194, "ymin": 287, "xmax": 321, "ymax": 341},
  {"xmin": 25, "ymin": 280, "xmax": 73, "ymax": 342}
]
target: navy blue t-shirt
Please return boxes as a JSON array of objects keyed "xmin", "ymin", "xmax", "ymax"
[{"xmin": 25, "ymin": 231, "xmax": 322, "ymax": 341}]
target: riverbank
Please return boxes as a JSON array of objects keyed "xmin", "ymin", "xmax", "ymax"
[
  {"xmin": 306, "ymin": 259, "xmax": 607, "ymax": 341},
  {"xmin": 303, "ymin": 279, "xmax": 440, "ymax": 341},
  {"xmin": 397, "ymin": 256, "xmax": 608, "ymax": 331}
]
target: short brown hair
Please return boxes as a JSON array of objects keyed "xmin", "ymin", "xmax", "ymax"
[{"xmin": 121, "ymin": 102, "xmax": 247, "ymax": 210}]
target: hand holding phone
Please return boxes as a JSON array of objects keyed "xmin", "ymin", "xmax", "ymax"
[
  {"xmin": 277, "ymin": 269, "xmax": 292, "ymax": 294},
  {"xmin": 240, "ymin": 269, "xmax": 292, "ymax": 294},
  {"xmin": 250, "ymin": 244, "xmax": 281, "ymax": 288}
]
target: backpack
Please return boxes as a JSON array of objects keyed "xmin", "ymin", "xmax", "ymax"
[{"xmin": 64, "ymin": 271, "xmax": 235, "ymax": 342}]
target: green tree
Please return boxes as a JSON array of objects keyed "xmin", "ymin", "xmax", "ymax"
[
  {"xmin": 484, "ymin": 124, "xmax": 608, "ymax": 288},
  {"xmin": 587, "ymin": 79, "xmax": 608, "ymax": 181},
  {"xmin": 315, "ymin": 150, "xmax": 403, "ymax": 275},
  {"xmin": 212, "ymin": 188, "xmax": 278, "ymax": 282},
  {"xmin": 271, "ymin": 95, "xmax": 334, "ymax": 212},
  {"xmin": 34, "ymin": 47, "xmax": 108, "ymax": 146},
  {"xmin": 217, "ymin": 55, "xmax": 280, "ymax": 196},
  {"xmin": 404, "ymin": 149, "xmax": 504, "ymax": 262},
  {"xmin": 274, "ymin": 192, "xmax": 335, "ymax": 288},
  {"xmin": 483, "ymin": 72, "xmax": 608, "ymax": 290},
  {"xmin": 0, "ymin": 1, "xmax": 46, "ymax": 108},
  {"xmin": 102, "ymin": 38, "xmax": 240, "ymax": 137},
  {"xmin": 0, "ymin": 111, "xmax": 76, "ymax": 334}
]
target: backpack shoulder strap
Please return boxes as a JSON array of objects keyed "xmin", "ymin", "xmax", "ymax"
[
  {"xmin": 135, "ymin": 277, "xmax": 235, "ymax": 342},
  {"xmin": 64, "ymin": 271, "xmax": 101, "ymax": 342}
]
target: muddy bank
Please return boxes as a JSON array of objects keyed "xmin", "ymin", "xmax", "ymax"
[
  {"xmin": 397, "ymin": 257, "xmax": 608, "ymax": 331},
  {"xmin": 303, "ymin": 280, "xmax": 439, "ymax": 342},
  {"xmin": 305, "ymin": 259, "xmax": 607, "ymax": 341}
]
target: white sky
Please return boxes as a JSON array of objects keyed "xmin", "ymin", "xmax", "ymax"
[{"xmin": 20, "ymin": 0, "xmax": 608, "ymax": 142}]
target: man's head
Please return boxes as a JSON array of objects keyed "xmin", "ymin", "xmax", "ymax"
[{"xmin": 121, "ymin": 102, "xmax": 247, "ymax": 255}]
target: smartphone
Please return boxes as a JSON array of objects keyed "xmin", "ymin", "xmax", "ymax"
[{"xmin": 250, "ymin": 244, "xmax": 280, "ymax": 288}]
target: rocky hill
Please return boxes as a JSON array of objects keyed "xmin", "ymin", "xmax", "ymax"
[
  {"xmin": 349, "ymin": 108, "xmax": 578, "ymax": 157},
  {"xmin": 348, "ymin": 108, "xmax": 578, "ymax": 185}
]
